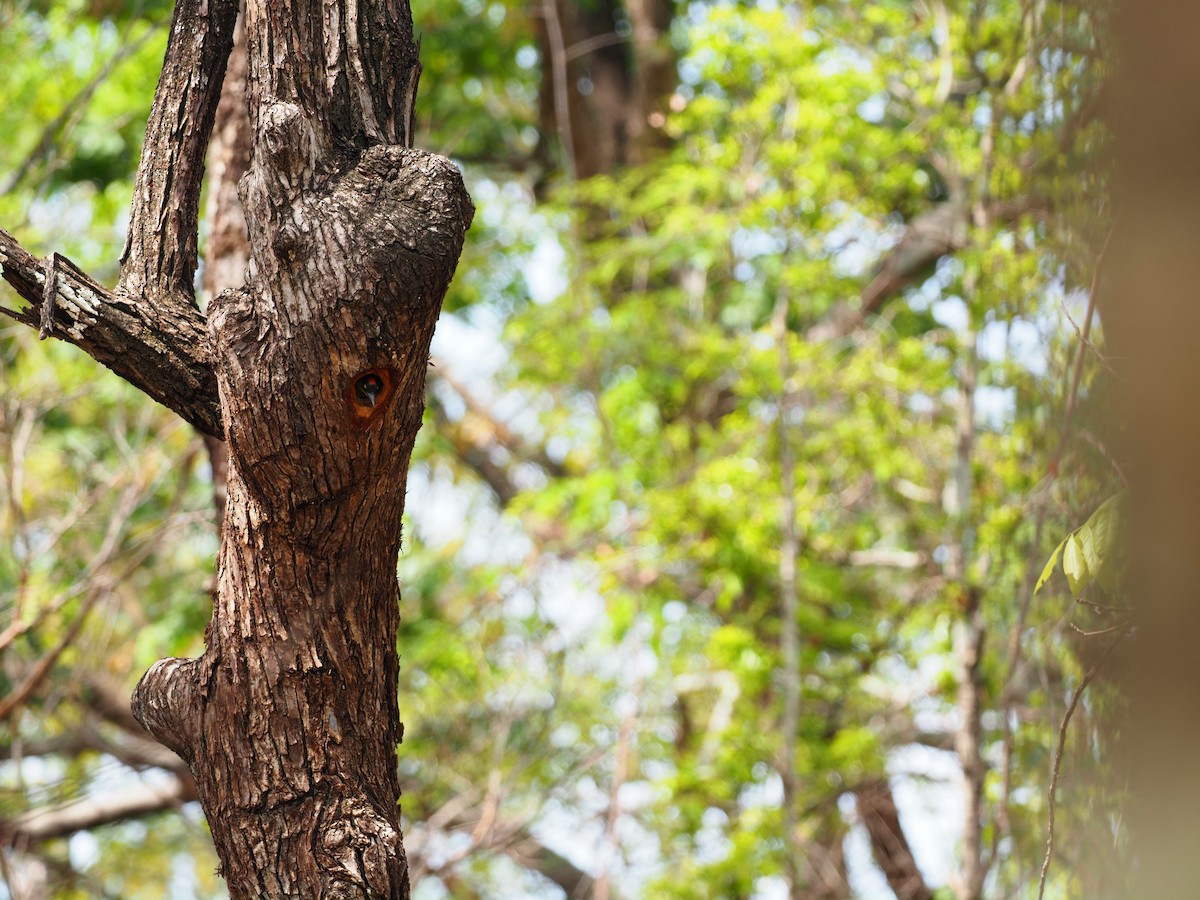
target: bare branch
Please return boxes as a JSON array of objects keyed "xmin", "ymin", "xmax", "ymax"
[
  {"xmin": 0, "ymin": 778, "xmax": 194, "ymax": 848},
  {"xmin": 0, "ymin": 589, "xmax": 100, "ymax": 721},
  {"xmin": 0, "ymin": 0, "xmax": 235, "ymax": 433},
  {"xmin": 807, "ymin": 199, "xmax": 969, "ymax": 343},
  {"xmin": 430, "ymin": 362, "xmax": 567, "ymax": 478},
  {"xmin": 428, "ymin": 396, "xmax": 520, "ymax": 505},
  {"xmin": 0, "ymin": 230, "xmax": 222, "ymax": 436},
  {"xmin": 117, "ymin": 0, "xmax": 238, "ymax": 309},
  {"xmin": 408, "ymin": 799, "xmax": 592, "ymax": 897},
  {"xmin": 1036, "ymin": 636, "xmax": 1123, "ymax": 899},
  {"xmin": 856, "ymin": 779, "xmax": 934, "ymax": 900}
]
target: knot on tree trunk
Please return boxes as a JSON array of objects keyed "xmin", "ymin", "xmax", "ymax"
[
  {"xmin": 208, "ymin": 145, "xmax": 472, "ymax": 526},
  {"xmin": 131, "ymin": 657, "xmax": 202, "ymax": 761},
  {"xmin": 316, "ymin": 794, "xmax": 408, "ymax": 898}
]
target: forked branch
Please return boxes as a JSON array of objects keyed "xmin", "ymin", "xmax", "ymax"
[{"xmin": 0, "ymin": 0, "xmax": 237, "ymax": 435}]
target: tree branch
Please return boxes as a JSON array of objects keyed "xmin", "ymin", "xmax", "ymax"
[
  {"xmin": 0, "ymin": 778, "xmax": 195, "ymax": 848},
  {"xmin": 117, "ymin": 0, "xmax": 238, "ymax": 309},
  {"xmin": 806, "ymin": 199, "xmax": 969, "ymax": 343},
  {"xmin": 0, "ymin": 230, "xmax": 222, "ymax": 436},
  {"xmin": 856, "ymin": 779, "xmax": 934, "ymax": 900},
  {"xmin": 0, "ymin": 0, "xmax": 236, "ymax": 435}
]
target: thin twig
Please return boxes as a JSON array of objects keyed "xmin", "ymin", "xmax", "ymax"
[
  {"xmin": 1067, "ymin": 620, "xmax": 1131, "ymax": 638},
  {"xmin": 998, "ymin": 219, "xmax": 1118, "ymax": 863},
  {"xmin": 1036, "ymin": 634, "xmax": 1123, "ymax": 899},
  {"xmin": 1059, "ymin": 294, "xmax": 1119, "ymax": 378},
  {"xmin": 541, "ymin": 0, "xmax": 576, "ymax": 181},
  {"xmin": 1052, "ymin": 220, "xmax": 1116, "ymax": 465},
  {"xmin": 0, "ymin": 589, "xmax": 102, "ymax": 721},
  {"xmin": 1074, "ymin": 426, "xmax": 1128, "ymax": 486},
  {"xmin": 564, "ymin": 30, "xmax": 654, "ymax": 63}
]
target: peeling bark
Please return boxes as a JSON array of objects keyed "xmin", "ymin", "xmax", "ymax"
[{"xmin": 0, "ymin": 232, "xmax": 223, "ymax": 436}]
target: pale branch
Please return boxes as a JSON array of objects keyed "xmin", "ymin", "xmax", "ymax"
[
  {"xmin": 0, "ymin": 735, "xmax": 91, "ymax": 763},
  {"xmin": 0, "ymin": 713, "xmax": 187, "ymax": 774},
  {"xmin": 847, "ymin": 548, "xmax": 928, "ymax": 569},
  {"xmin": 429, "ymin": 361, "xmax": 567, "ymax": 478},
  {"xmin": 426, "ymin": 364, "xmax": 575, "ymax": 507},
  {"xmin": 0, "ymin": 778, "xmax": 195, "ymax": 848},
  {"xmin": 408, "ymin": 802, "xmax": 592, "ymax": 897},
  {"xmin": 429, "ymin": 396, "xmax": 520, "ymax": 505}
]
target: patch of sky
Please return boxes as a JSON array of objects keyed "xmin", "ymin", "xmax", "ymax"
[
  {"xmin": 515, "ymin": 44, "xmax": 538, "ymax": 69},
  {"xmin": 839, "ymin": 793, "xmax": 897, "ymax": 899},
  {"xmin": 932, "ymin": 295, "xmax": 968, "ymax": 332},
  {"xmin": 909, "ymin": 391, "xmax": 935, "ymax": 415},
  {"xmin": 973, "ymin": 99, "xmax": 992, "ymax": 130},
  {"xmin": 817, "ymin": 45, "xmax": 873, "ymax": 77},
  {"xmin": 828, "ymin": 212, "xmax": 894, "ymax": 277},
  {"xmin": 678, "ymin": 55, "xmax": 706, "ymax": 87},
  {"xmin": 890, "ymin": 745, "xmax": 963, "ymax": 887},
  {"xmin": 536, "ymin": 560, "xmax": 606, "ymax": 646},
  {"xmin": 68, "ymin": 831, "xmax": 100, "ymax": 871},
  {"xmin": 976, "ymin": 384, "xmax": 1016, "ymax": 429},
  {"xmin": 168, "ymin": 848, "xmax": 201, "ymax": 898},
  {"xmin": 858, "ymin": 92, "xmax": 888, "ymax": 124}
]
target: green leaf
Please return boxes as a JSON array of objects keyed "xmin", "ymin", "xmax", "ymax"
[
  {"xmin": 1062, "ymin": 532, "xmax": 1088, "ymax": 597},
  {"xmin": 1081, "ymin": 492, "xmax": 1123, "ymax": 592},
  {"xmin": 1035, "ymin": 537, "xmax": 1067, "ymax": 594}
]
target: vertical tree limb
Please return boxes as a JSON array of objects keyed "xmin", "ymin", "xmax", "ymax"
[
  {"xmin": 117, "ymin": 0, "xmax": 238, "ymax": 311},
  {"xmin": 127, "ymin": 1, "xmax": 473, "ymax": 896}
]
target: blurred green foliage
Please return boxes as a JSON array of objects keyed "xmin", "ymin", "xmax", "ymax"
[{"xmin": 0, "ymin": 0, "xmax": 1121, "ymax": 897}]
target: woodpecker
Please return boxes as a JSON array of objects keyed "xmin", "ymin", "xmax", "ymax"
[{"xmin": 356, "ymin": 373, "xmax": 384, "ymax": 408}]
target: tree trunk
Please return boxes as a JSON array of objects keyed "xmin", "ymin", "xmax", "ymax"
[
  {"xmin": 130, "ymin": 2, "xmax": 473, "ymax": 895},
  {"xmin": 856, "ymin": 779, "xmax": 933, "ymax": 900},
  {"xmin": 534, "ymin": 0, "xmax": 675, "ymax": 180}
]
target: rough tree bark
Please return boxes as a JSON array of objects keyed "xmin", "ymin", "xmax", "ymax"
[{"xmin": 0, "ymin": 0, "xmax": 473, "ymax": 896}]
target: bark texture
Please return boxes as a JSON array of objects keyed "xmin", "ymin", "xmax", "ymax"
[
  {"xmin": 129, "ymin": 1, "xmax": 473, "ymax": 897},
  {"xmin": 0, "ymin": 231, "xmax": 222, "ymax": 436},
  {"xmin": 0, "ymin": 0, "xmax": 235, "ymax": 435},
  {"xmin": 2, "ymin": 0, "xmax": 472, "ymax": 895}
]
